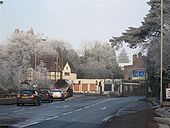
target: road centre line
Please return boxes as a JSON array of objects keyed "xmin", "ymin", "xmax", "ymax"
[
  {"xmin": 62, "ymin": 111, "xmax": 72, "ymax": 115},
  {"xmin": 100, "ymin": 107, "xmax": 107, "ymax": 110},
  {"xmin": 84, "ymin": 106, "xmax": 90, "ymax": 109},
  {"xmin": 20, "ymin": 121, "xmax": 40, "ymax": 128},
  {"xmin": 75, "ymin": 108, "xmax": 82, "ymax": 111},
  {"xmin": 45, "ymin": 116, "xmax": 59, "ymax": 121},
  {"xmin": 0, "ymin": 113, "xmax": 7, "ymax": 116}
]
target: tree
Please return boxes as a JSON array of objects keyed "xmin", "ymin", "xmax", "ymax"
[
  {"xmin": 109, "ymin": 0, "xmax": 170, "ymax": 97},
  {"xmin": 110, "ymin": 0, "xmax": 170, "ymax": 48},
  {"xmin": 78, "ymin": 41, "xmax": 123, "ymax": 79},
  {"xmin": 117, "ymin": 48, "xmax": 130, "ymax": 63}
]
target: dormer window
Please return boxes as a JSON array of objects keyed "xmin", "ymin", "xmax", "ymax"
[{"xmin": 65, "ymin": 72, "xmax": 70, "ymax": 76}]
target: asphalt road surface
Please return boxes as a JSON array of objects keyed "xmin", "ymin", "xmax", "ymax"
[{"xmin": 0, "ymin": 95, "xmax": 153, "ymax": 128}]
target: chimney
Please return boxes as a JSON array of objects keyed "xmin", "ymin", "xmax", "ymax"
[{"xmin": 133, "ymin": 54, "xmax": 137, "ymax": 64}]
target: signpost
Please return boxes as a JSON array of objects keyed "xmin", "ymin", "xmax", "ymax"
[{"xmin": 166, "ymin": 88, "xmax": 170, "ymax": 99}]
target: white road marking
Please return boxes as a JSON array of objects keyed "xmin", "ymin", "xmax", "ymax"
[
  {"xmin": 62, "ymin": 111, "xmax": 72, "ymax": 115},
  {"xmin": 20, "ymin": 121, "xmax": 40, "ymax": 128},
  {"xmin": 13, "ymin": 109, "xmax": 25, "ymax": 113},
  {"xmin": 102, "ymin": 115, "xmax": 113, "ymax": 122},
  {"xmin": 91, "ymin": 104, "xmax": 95, "ymax": 106},
  {"xmin": 75, "ymin": 108, "xmax": 82, "ymax": 112},
  {"xmin": 45, "ymin": 116, "xmax": 59, "ymax": 121},
  {"xmin": 64, "ymin": 105, "xmax": 69, "ymax": 108},
  {"xmin": 100, "ymin": 107, "xmax": 107, "ymax": 110},
  {"xmin": 115, "ymin": 108, "xmax": 124, "ymax": 115},
  {"xmin": 0, "ymin": 113, "xmax": 7, "ymax": 116},
  {"xmin": 84, "ymin": 106, "xmax": 90, "ymax": 109}
]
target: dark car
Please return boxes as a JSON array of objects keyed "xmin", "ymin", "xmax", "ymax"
[
  {"xmin": 16, "ymin": 89, "xmax": 41, "ymax": 106},
  {"xmin": 39, "ymin": 89, "xmax": 53, "ymax": 103}
]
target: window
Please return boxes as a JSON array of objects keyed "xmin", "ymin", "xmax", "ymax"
[{"xmin": 65, "ymin": 72, "xmax": 70, "ymax": 76}]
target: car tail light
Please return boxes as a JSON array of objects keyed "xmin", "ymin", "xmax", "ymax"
[
  {"xmin": 30, "ymin": 95, "xmax": 35, "ymax": 98},
  {"xmin": 16, "ymin": 94, "xmax": 20, "ymax": 98}
]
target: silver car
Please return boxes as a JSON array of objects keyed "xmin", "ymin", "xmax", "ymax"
[{"xmin": 51, "ymin": 89, "xmax": 65, "ymax": 101}]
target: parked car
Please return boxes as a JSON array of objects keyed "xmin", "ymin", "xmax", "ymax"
[
  {"xmin": 39, "ymin": 89, "xmax": 53, "ymax": 103},
  {"xmin": 51, "ymin": 89, "xmax": 65, "ymax": 101},
  {"xmin": 16, "ymin": 89, "xmax": 41, "ymax": 106}
]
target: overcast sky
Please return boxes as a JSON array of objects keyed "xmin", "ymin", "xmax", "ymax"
[{"xmin": 0, "ymin": 0, "xmax": 150, "ymax": 60}]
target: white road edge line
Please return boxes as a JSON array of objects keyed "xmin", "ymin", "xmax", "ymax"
[
  {"xmin": 75, "ymin": 108, "xmax": 82, "ymax": 111},
  {"xmin": 62, "ymin": 111, "xmax": 72, "ymax": 115},
  {"xmin": 20, "ymin": 121, "xmax": 40, "ymax": 128},
  {"xmin": 115, "ymin": 108, "xmax": 124, "ymax": 115}
]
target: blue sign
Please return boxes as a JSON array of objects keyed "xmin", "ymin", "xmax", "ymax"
[{"xmin": 133, "ymin": 70, "xmax": 145, "ymax": 77}]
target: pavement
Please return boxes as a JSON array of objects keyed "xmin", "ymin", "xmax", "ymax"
[
  {"xmin": 154, "ymin": 107, "xmax": 170, "ymax": 128},
  {"xmin": 104, "ymin": 108, "xmax": 158, "ymax": 128}
]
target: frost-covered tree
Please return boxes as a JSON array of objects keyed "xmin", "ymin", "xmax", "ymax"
[
  {"xmin": 0, "ymin": 28, "xmax": 78, "ymax": 93},
  {"xmin": 78, "ymin": 41, "xmax": 123, "ymax": 79},
  {"xmin": 117, "ymin": 48, "xmax": 129, "ymax": 63}
]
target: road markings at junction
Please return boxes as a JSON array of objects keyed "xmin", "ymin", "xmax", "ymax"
[
  {"xmin": 20, "ymin": 121, "xmax": 40, "ymax": 128},
  {"xmin": 62, "ymin": 111, "xmax": 72, "ymax": 115},
  {"xmin": 102, "ymin": 115, "xmax": 113, "ymax": 122}
]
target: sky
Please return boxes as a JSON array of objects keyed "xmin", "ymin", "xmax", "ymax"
[{"xmin": 0, "ymin": 0, "xmax": 150, "ymax": 60}]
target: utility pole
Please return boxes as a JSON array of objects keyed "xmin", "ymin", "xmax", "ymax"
[{"xmin": 160, "ymin": 0, "xmax": 163, "ymax": 107}]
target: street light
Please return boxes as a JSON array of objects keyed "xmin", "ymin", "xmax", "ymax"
[{"xmin": 160, "ymin": 0, "xmax": 163, "ymax": 107}]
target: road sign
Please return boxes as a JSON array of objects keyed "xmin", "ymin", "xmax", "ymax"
[{"xmin": 166, "ymin": 88, "xmax": 170, "ymax": 99}]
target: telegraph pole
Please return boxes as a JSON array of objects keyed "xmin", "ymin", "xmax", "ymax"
[{"xmin": 160, "ymin": 0, "xmax": 163, "ymax": 107}]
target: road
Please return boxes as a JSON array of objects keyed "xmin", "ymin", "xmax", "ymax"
[{"xmin": 0, "ymin": 95, "xmax": 153, "ymax": 128}]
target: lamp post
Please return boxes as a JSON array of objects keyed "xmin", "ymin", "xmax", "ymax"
[{"xmin": 160, "ymin": 0, "xmax": 163, "ymax": 107}]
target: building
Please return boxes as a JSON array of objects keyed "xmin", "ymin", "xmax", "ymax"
[
  {"xmin": 27, "ymin": 54, "xmax": 77, "ymax": 84},
  {"xmin": 73, "ymin": 79, "xmax": 116, "ymax": 95},
  {"xmin": 122, "ymin": 53, "xmax": 147, "ymax": 96},
  {"xmin": 124, "ymin": 52, "xmax": 146, "ymax": 80}
]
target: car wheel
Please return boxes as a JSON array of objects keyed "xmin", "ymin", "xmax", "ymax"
[
  {"xmin": 21, "ymin": 103, "xmax": 24, "ymax": 106},
  {"xmin": 51, "ymin": 99, "xmax": 53, "ymax": 103},
  {"xmin": 16, "ymin": 103, "xmax": 20, "ymax": 106},
  {"xmin": 34, "ymin": 100, "xmax": 39, "ymax": 106},
  {"xmin": 38, "ymin": 99, "xmax": 41, "ymax": 105},
  {"xmin": 61, "ymin": 97, "xmax": 65, "ymax": 101}
]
